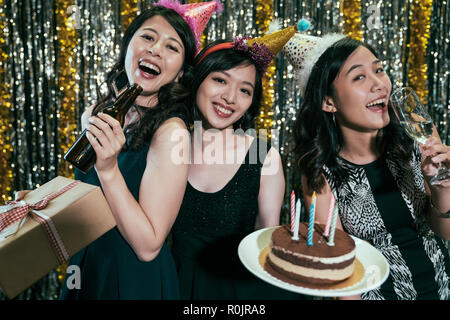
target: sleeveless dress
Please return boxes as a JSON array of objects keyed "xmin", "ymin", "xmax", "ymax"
[
  {"xmin": 170, "ymin": 137, "xmax": 306, "ymax": 300},
  {"xmin": 323, "ymin": 143, "xmax": 450, "ymax": 300},
  {"xmin": 60, "ymin": 142, "xmax": 180, "ymax": 300}
]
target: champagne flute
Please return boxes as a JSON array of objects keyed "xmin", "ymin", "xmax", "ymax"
[{"xmin": 390, "ymin": 87, "xmax": 450, "ymax": 185}]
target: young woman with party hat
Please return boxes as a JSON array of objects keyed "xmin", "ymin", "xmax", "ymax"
[
  {"xmin": 285, "ymin": 33, "xmax": 450, "ymax": 300},
  {"xmin": 169, "ymin": 20, "xmax": 312, "ymax": 300},
  {"xmin": 56, "ymin": 0, "xmax": 220, "ymax": 300}
]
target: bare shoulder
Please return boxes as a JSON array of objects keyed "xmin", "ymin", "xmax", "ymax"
[
  {"xmin": 261, "ymin": 146, "xmax": 282, "ymax": 169},
  {"xmin": 154, "ymin": 117, "xmax": 188, "ymax": 138},
  {"xmin": 267, "ymin": 146, "xmax": 281, "ymax": 159},
  {"xmin": 151, "ymin": 117, "xmax": 190, "ymax": 146},
  {"xmin": 261, "ymin": 146, "xmax": 283, "ymax": 178},
  {"xmin": 148, "ymin": 117, "xmax": 190, "ymax": 164}
]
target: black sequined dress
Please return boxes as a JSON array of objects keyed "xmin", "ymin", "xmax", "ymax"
[{"xmin": 171, "ymin": 137, "xmax": 304, "ymax": 300}]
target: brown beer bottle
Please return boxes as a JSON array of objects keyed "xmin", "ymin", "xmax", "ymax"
[{"xmin": 64, "ymin": 83, "xmax": 143, "ymax": 173}]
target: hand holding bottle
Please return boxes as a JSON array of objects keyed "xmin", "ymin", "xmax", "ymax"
[
  {"xmin": 64, "ymin": 84, "xmax": 142, "ymax": 173},
  {"xmin": 85, "ymin": 113, "xmax": 127, "ymax": 176}
]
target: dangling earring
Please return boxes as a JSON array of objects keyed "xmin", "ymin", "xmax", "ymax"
[{"xmin": 332, "ymin": 112, "xmax": 337, "ymax": 127}]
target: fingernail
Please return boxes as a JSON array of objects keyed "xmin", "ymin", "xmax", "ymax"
[
  {"xmin": 88, "ymin": 117, "xmax": 94, "ymax": 123},
  {"xmin": 86, "ymin": 131, "xmax": 90, "ymax": 139}
]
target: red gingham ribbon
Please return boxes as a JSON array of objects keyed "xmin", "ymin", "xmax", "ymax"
[{"xmin": 0, "ymin": 180, "xmax": 81, "ymax": 264}]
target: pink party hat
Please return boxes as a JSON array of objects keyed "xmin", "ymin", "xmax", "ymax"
[{"xmin": 154, "ymin": 0, "xmax": 223, "ymax": 53}]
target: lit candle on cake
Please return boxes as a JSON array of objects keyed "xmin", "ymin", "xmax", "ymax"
[
  {"xmin": 307, "ymin": 192, "xmax": 316, "ymax": 246},
  {"xmin": 292, "ymin": 199, "xmax": 301, "ymax": 240},
  {"xmin": 290, "ymin": 190, "xmax": 295, "ymax": 233},
  {"xmin": 323, "ymin": 193, "xmax": 335, "ymax": 238},
  {"xmin": 327, "ymin": 203, "xmax": 339, "ymax": 246}
]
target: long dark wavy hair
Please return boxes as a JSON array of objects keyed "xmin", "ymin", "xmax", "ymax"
[
  {"xmin": 293, "ymin": 37, "xmax": 414, "ymax": 193},
  {"xmin": 189, "ymin": 39, "xmax": 263, "ymax": 131},
  {"xmin": 92, "ymin": 6, "xmax": 196, "ymax": 151}
]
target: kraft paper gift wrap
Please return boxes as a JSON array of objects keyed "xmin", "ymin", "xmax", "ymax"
[{"xmin": 0, "ymin": 176, "xmax": 116, "ymax": 299}]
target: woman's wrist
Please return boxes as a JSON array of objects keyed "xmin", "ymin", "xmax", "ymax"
[{"xmin": 96, "ymin": 162, "xmax": 121, "ymax": 184}]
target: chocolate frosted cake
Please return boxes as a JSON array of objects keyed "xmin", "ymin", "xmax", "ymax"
[{"xmin": 265, "ymin": 223, "xmax": 356, "ymax": 285}]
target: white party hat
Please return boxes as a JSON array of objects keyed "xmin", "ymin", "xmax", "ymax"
[{"xmin": 283, "ymin": 33, "xmax": 346, "ymax": 96}]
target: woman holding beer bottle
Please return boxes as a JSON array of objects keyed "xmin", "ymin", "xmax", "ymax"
[{"xmin": 57, "ymin": 1, "xmax": 218, "ymax": 299}]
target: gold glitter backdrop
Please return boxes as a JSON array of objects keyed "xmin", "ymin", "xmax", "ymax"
[
  {"xmin": 56, "ymin": 0, "xmax": 79, "ymax": 179},
  {"xmin": 0, "ymin": 0, "xmax": 449, "ymax": 300},
  {"xmin": 407, "ymin": 0, "xmax": 433, "ymax": 103},
  {"xmin": 122, "ymin": 0, "xmax": 139, "ymax": 31},
  {"xmin": 0, "ymin": 0, "xmax": 12, "ymax": 202},
  {"xmin": 255, "ymin": 0, "xmax": 275, "ymax": 139},
  {"xmin": 341, "ymin": 0, "xmax": 363, "ymax": 41}
]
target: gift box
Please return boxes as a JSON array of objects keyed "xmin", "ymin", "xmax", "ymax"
[{"xmin": 0, "ymin": 176, "xmax": 116, "ymax": 299}]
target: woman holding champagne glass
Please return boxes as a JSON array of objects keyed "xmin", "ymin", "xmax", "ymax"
[
  {"xmin": 391, "ymin": 87, "xmax": 450, "ymax": 185},
  {"xmin": 289, "ymin": 33, "xmax": 450, "ymax": 299}
]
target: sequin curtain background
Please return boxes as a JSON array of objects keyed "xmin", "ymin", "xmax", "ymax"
[{"xmin": 0, "ymin": 0, "xmax": 448, "ymax": 300}]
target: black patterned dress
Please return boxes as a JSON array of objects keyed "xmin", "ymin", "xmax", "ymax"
[{"xmin": 323, "ymin": 143, "xmax": 450, "ymax": 300}]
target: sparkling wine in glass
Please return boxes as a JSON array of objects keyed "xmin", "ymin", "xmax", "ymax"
[
  {"xmin": 399, "ymin": 119, "xmax": 434, "ymax": 145},
  {"xmin": 391, "ymin": 87, "xmax": 450, "ymax": 185}
]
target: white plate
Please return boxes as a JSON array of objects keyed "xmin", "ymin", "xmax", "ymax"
[{"xmin": 238, "ymin": 226, "xmax": 390, "ymax": 297}]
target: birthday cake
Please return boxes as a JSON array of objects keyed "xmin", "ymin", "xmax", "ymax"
[{"xmin": 265, "ymin": 223, "xmax": 356, "ymax": 285}]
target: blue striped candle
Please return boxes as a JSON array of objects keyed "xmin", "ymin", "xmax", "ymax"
[{"xmin": 307, "ymin": 192, "xmax": 316, "ymax": 246}]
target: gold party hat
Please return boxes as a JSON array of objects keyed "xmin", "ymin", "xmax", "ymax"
[{"xmin": 197, "ymin": 19, "xmax": 311, "ymax": 72}]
